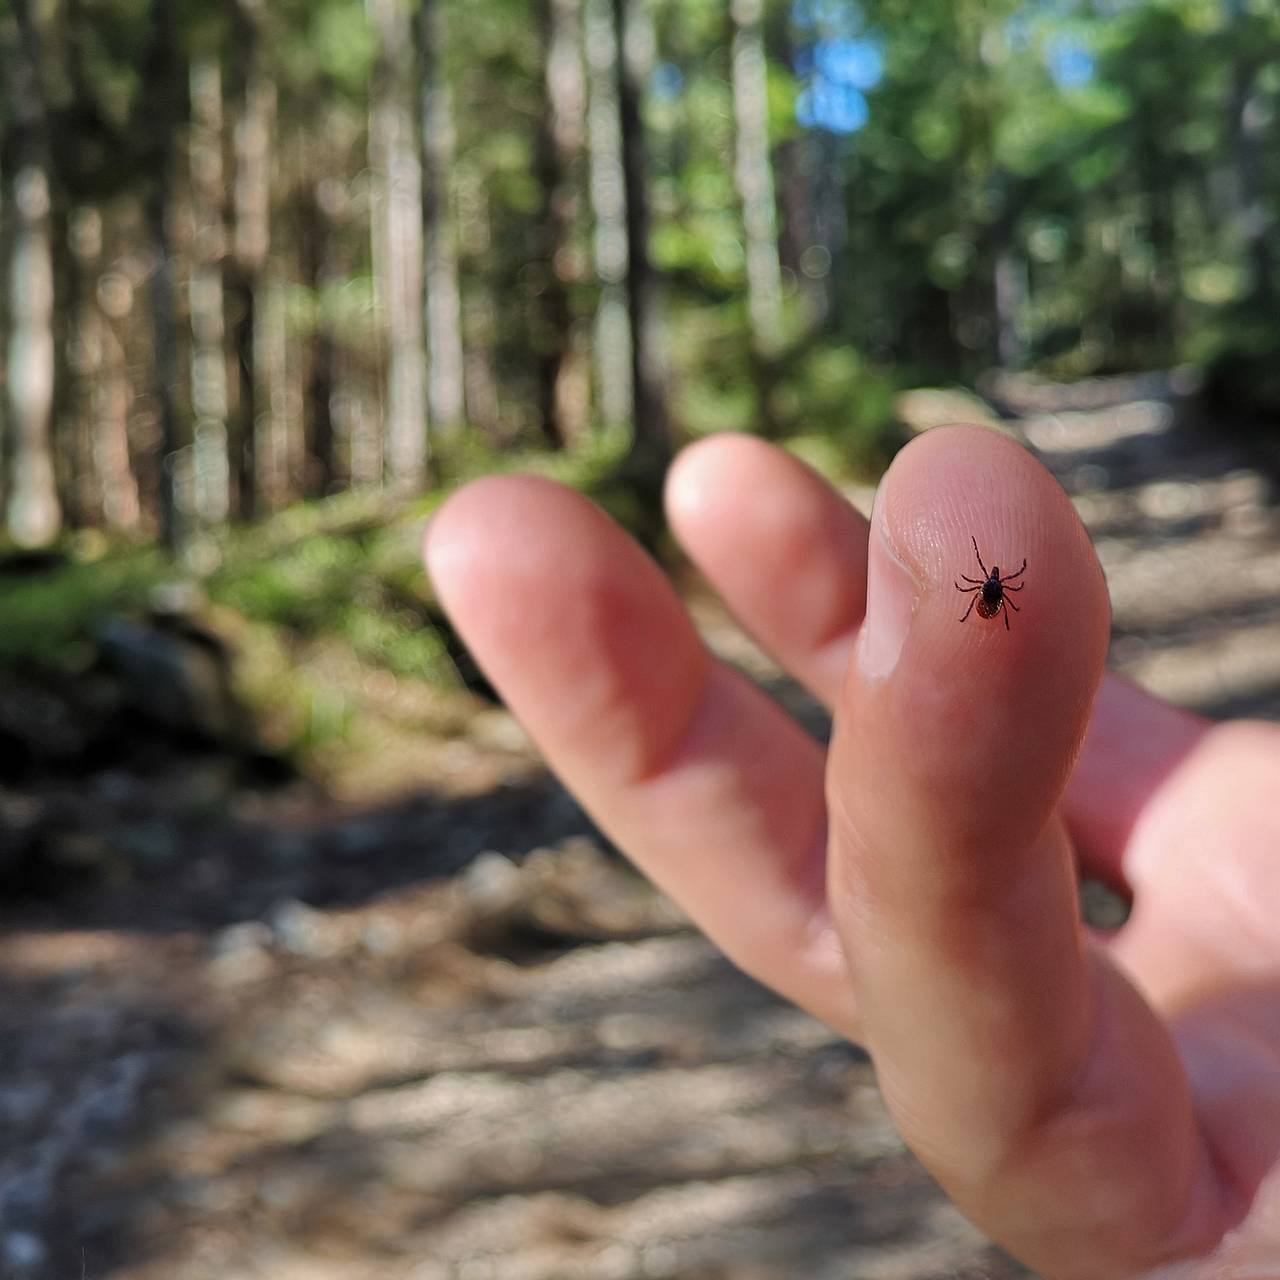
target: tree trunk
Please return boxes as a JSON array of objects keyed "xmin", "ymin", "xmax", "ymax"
[
  {"xmin": 585, "ymin": 0, "xmax": 631, "ymax": 428},
  {"xmin": 65, "ymin": 211, "xmax": 97, "ymax": 527},
  {"xmin": 143, "ymin": 0, "xmax": 187, "ymax": 550},
  {"xmin": 455, "ymin": 166, "xmax": 503, "ymax": 440},
  {"xmin": 730, "ymin": 0, "xmax": 784, "ymax": 369},
  {"xmin": 1142, "ymin": 136, "xmax": 1178, "ymax": 352},
  {"xmin": 93, "ymin": 263, "xmax": 142, "ymax": 532},
  {"xmin": 347, "ymin": 358, "xmax": 384, "ymax": 486},
  {"xmin": 368, "ymin": 0, "xmax": 428, "ymax": 488},
  {"xmin": 256, "ymin": 273, "xmax": 293, "ymax": 511},
  {"xmin": 811, "ymin": 130, "xmax": 847, "ymax": 333},
  {"xmin": 3, "ymin": 4, "xmax": 62, "ymax": 547},
  {"xmin": 69, "ymin": 210, "xmax": 142, "ymax": 532},
  {"xmin": 535, "ymin": 0, "xmax": 591, "ymax": 448},
  {"xmin": 227, "ymin": 2, "xmax": 272, "ymax": 520},
  {"xmin": 189, "ymin": 56, "xmax": 230, "ymax": 526},
  {"xmin": 994, "ymin": 246, "xmax": 1028, "ymax": 370},
  {"xmin": 97, "ymin": 337, "xmax": 141, "ymax": 532},
  {"xmin": 1226, "ymin": 0, "xmax": 1273, "ymax": 305},
  {"xmin": 147, "ymin": 187, "xmax": 185, "ymax": 550},
  {"xmin": 418, "ymin": 0, "xmax": 467, "ymax": 436},
  {"xmin": 775, "ymin": 139, "xmax": 809, "ymax": 266},
  {"xmin": 773, "ymin": 6, "xmax": 830, "ymax": 343},
  {"xmin": 67, "ymin": 207, "xmax": 102, "ymax": 526},
  {"xmin": 612, "ymin": 0, "xmax": 669, "ymax": 468},
  {"xmin": 299, "ymin": 155, "xmax": 340, "ymax": 496}
]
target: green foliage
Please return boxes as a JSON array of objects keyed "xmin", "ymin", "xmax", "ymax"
[
  {"xmin": 22, "ymin": 0, "xmax": 1280, "ymax": 469},
  {"xmin": 8, "ymin": 0, "xmax": 1280, "ymax": 686},
  {"xmin": 1198, "ymin": 302, "xmax": 1280, "ymax": 423},
  {"xmin": 311, "ymin": 0, "xmax": 379, "ymax": 95},
  {"xmin": 778, "ymin": 345, "xmax": 897, "ymax": 471},
  {"xmin": 0, "ymin": 547, "xmax": 167, "ymax": 669},
  {"xmin": 666, "ymin": 294, "xmax": 896, "ymax": 474}
]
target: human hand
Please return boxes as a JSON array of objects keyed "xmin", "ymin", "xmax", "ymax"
[{"xmin": 424, "ymin": 425, "xmax": 1280, "ymax": 1279}]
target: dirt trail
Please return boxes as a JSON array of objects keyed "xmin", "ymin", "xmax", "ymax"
[{"xmin": 2, "ymin": 386, "xmax": 1277, "ymax": 1280}]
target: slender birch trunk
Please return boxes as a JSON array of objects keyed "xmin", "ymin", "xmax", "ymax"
[
  {"xmin": 368, "ymin": 0, "xmax": 428, "ymax": 488},
  {"xmin": 585, "ymin": 0, "xmax": 631, "ymax": 429},
  {"xmin": 455, "ymin": 166, "xmax": 503, "ymax": 439},
  {"xmin": 189, "ymin": 56, "xmax": 230, "ymax": 526},
  {"xmin": 143, "ymin": 0, "xmax": 188, "ymax": 550},
  {"xmin": 92, "ymin": 249, "xmax": 142, "ymax": 532},
  {"xmin": 418, "ymin": 0, "xmax": 466, "ymax": 435},
  {"xmin": 730, "ymin": 0, "xmax": 783, "ymax": 359},
  {"xmin": 4, "ymin": 3, "xmax": 62, "ymax": 546}
]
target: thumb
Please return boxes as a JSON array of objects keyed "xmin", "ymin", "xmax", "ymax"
[{"xmin": 828, "ymin": 427, "xmax": 1227, "ymax": 1276}]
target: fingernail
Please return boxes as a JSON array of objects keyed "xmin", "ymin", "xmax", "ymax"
[{"xmin": 858, "ymin": 504, "xmax": 918, "ymax": 682}]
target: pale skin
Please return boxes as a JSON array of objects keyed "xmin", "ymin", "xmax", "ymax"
[{"xmin": 424, "ymin": 425, "xmax": 1280, "ymax": 1279}]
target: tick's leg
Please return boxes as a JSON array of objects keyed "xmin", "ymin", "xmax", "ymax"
[
  {"xmin": 1002, "ymin": 559, "xmax": 1028, "ymax": 582},
  {"xmin": 960, "ymin": 594, "xmax": 979, "ymax": 623},
  {"xmin": 960, "ymin": 574, "xmax": 984, "ymax": 585},
  {"xmin": 955, "ymin": 581, "xmax": 981, "ymax": 592},
  {"xmin": 1003, "ymin": 602, "xmax": 1011, "ymax": 631},
  {"xmin": 971, "ymin": 536, "xmax": 989, "ymax": 578},
  {"xmin": 1003, "ymin": 582, "xmax": 1024, "ymax": 592},
  {"xmin": 1006, "ymin": 596, "xmax": 1020, "ymax": 612}
]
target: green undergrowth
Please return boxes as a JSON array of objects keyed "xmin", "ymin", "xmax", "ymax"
[
  {"xmin": 0, "ymin": 420, "xmax": 890, "ymax": 760},
  {"xmin": 0, "ymin": 429, "xmax": 642, "ymax": 757},
  {"xmin": 0, "ymin": 545, "xmax": 170, "ymax": 670}
]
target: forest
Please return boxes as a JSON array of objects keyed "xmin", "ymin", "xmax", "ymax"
[
  {"xmin": 6, "ymin": 7, "xmax": 1280, "ymax": 1274},
  {"xmin": 1, "ymin": 0, "xmax": 1278, "ymax": 553}
]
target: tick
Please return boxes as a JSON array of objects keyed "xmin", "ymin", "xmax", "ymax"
[{"xmin": 956, "ymin": 536, "xmax": 1026, "ymax": 632}]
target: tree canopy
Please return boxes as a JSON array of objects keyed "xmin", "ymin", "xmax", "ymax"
[{"xmin": 1, "ymin": 0, "xmax": 1276, "ymax": 548}]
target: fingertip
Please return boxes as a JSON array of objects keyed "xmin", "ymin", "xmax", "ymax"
[
  {"xmin": 422, "ymin": 474, "xmax": 513, "ymax": 588},
  {"xmin": 665, "ymin": 433, "xmax": 873, "ymax": 702},
  {"xmin": 421, "ymin": 486, "xmax": 470, "ymax": 604},
  {"xmin": 664, "ymin": 432, "xmax": 772, "ymax": 530},
  {"xmin": 423, "ymin": 473, "xmax": 581, "ymax": 606},
  {"xmin": 880, "ymin": 424, "xmax": 1109, "ymax": 641},
  {"xmin": 861, "ymin": 425, "xmax": 1111, "ymax": 787},
  {"xmin": 832, "ymin": 422, "xmax": 1114, "ymax": 926}
]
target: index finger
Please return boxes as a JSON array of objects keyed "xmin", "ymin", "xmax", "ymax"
[{"xmin": 424, "ymin": 474, "xmax": 854, "ymax": 1033}]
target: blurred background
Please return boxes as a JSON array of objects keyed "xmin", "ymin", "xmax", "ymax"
[{"xmin": 2, "ymin": 0, "xmax": 1280, "ymax": 1276}]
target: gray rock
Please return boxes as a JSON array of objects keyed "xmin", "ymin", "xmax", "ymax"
[
  {"xmin": 269, "ymin": 899, "xmax": 339, "ymax": 958},
  {"xmin": 95, "ymin": 616, "xmax": 239, "ymax": 741},
  {"xmin": 1, "ymin": 1231, "xmax": 47, "ymax": 1272}
]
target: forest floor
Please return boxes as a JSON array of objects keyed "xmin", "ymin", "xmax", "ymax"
[{"xmin": 3, "ymin": 378, "xmax": 1280, "ymax": 1280}]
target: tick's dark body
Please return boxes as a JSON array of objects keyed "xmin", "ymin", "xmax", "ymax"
[{"xmin": 956, "ymin": 538, "xmax": 1026, "ymax": 631}]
